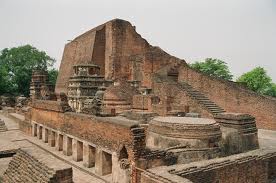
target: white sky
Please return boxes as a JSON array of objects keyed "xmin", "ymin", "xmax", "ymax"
[{"xmin": 0, "ymin": 0, "xmax": 276, "ymax": 81}]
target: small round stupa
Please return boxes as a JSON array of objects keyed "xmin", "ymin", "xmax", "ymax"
[{"xmin": 147, "ymin": 117, "xmax": 222, "ymax": 149}]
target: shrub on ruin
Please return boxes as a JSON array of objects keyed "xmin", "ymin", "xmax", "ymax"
[
  {"xmin": 189, "ymin": 58, "xmax": 233, "ymax": 81},
  {"xmin": 237, "ymin": 67, "xmax": 276, "ymax": 97}
]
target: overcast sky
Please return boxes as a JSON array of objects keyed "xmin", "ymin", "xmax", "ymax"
[{"xmin": 0, "ymin": 0, "xmax": 275, "ymax": 81}]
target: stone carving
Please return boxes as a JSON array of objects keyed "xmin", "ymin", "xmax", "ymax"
[
  {"xmin": 119, "ymin": 159, "xmax": 130, "ymax": 169},
  {"xmin": 67, "ymin": 64, "xmax": 112, "ymax": 114}
]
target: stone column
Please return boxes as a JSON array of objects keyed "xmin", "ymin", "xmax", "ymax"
[
  {"xmin": 72, "ymin": 139, "xmax": 83, "ymax": 162},
  {"xmin": 32, "ymin": 123, "xmax": 37, "ymax": 137},
  {"xmin": 55, "ymin": 133, "xmax": 64, "ymax": 151},
  {"xmin": 83, "ymin": 143, "xmax": 96, "ymax": 168},
  {"xmin": 95, "ymin": 149, "xmax": 112, "ymax": 176},
  {"xmin": 63, "ymin": 135, "xmax": 73, "ymax": 156},
  {"xmin": 38, "ymin": 125, "xmax": 43, "ymax": 139},
  {"xmin": 112, "ymin": 153, "xmax": 130, "ymax": 183},
  {"xmin": 48, "ymin": 130, "xmax": 56, "ymax": 147},
  {"xmin": 42, "ymin": 128, "xmax": 49, "ymax": 143}
]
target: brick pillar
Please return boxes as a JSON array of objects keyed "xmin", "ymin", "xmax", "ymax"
[
  {"xmin": 38, "ymin": 125, "xmax": 43, "ymax": 139},
  {"xmin": 55, "ymin": 133, "xmax": 64, "ymax": 151},
  {"xmin": 73, "ymin": 139, "xmax": 83, "ymax": 162},
  {"xmin": 83, "ymin": 143, "xmax": 96, "ymax": 168},
  {"xmin": 32, "ymin": 123, "xmax": 37, "ymax": 137},
  {"xmin": 63, "ymin": 135, "xmax": 73, "ymax": 156},
  {"xmin": 42, "ymin": 128, "xmax": 49, "ymax": 143},
  {"xmin": 48, "ymin": 130, "xmax": 56, "ymax": 147},
  {"xmin": 95, "ymin": 149, "xmax": 112, "ymax": 176}
]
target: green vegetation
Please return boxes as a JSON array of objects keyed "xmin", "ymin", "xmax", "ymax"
[
  {"xmin": 189, "ymin": 58, "xmax": 233, "ymax": 80},
  {"xmin": 237, "ymin": 67, "xmax": 276, "ymax": 97},
  {"xmin": 48, "ymin": 68, "xmax": 59, "ymax": 86},
  {"xmin": 0, "ymin": 45, "xmax": 57, "ymax": 96},
  {"xmin": 189, "ymin": 58, "xmax": 275, "ymax": 97}
]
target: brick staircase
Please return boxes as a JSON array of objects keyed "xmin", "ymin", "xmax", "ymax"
[
  {"xmin": 178, "ymin": 82, "xmax": 225, "ymax": 115},
  {"xmin": 0, "ymin": 119, "xmax": 8, "ymax": 132}
]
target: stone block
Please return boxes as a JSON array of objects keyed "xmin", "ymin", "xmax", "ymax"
[
  {"xmin": 95, "ymin": 149, "xmax": 112, "ymax": 176},
  {"xmin": 83, "ymin": 143, "xmax": 96, "ymax": 168},
  {"xmin": 63, "ymin": 135, "xmax": 73, "ymax": 156},
  {"xmin": 38, "ymin": 125, "xmax": 43, "ymax": 139},
  {"xmin": 48, "ymin": 130, "xmax": 56, "ymax": 147},
  {"xmin": 215, "ymin": 113, "xmax": 259, "ymax": 155},
  {"xmin": 73, "ymin": 139, "xmax": 83, "ymax": 162},
  {"xmin": 32, "ymin": 123, "xmax": 37, "ymax": 137},
  {"xmin": 56, "ymin": 133, "xmax": 64, "ymax": 151},
  {"xmin": 42, "ymin": 128, "xmax": 49, "ymax": 143}
]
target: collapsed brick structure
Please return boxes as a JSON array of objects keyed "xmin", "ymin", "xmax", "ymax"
[
  {"xmin": 4, "ymin": 19, "xmax": 276, "ymax": 183},
  {"xmin": 55, "ymin": 19, "xmax": 276, "ymax": 130},
  {"xmin": 30, "ymin": 70, "xmax": 55, "ymax": 100},
  {"xmin": 3, "ymin": 148, "xmax": 73, "ymax": 183}
]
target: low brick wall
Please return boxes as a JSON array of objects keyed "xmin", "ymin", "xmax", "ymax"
[
  {"xmin": 2, "ymin": 148, "xmax": 73, "ymax": 183},
  {"xmin": 29, "ymin": 100, "xmax": 143, "ymax": 161},
  {"xmin": 141, "ymin": 148, "xmax": 276, "ymax": 183}
]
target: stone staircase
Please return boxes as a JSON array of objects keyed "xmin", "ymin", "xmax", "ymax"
[
  {"xmin": 178, "ymin": 82, "xmax": 225, "ymax": 115},
  {"xmin": 0, "ymin": 119, "xmax": 8, "ymax": 132},
  {"xmin": 3, "ymin": 149, "xmax": 73, "ymax": 183}
]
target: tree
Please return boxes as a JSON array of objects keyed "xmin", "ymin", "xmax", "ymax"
[
  {"xmin": 0, "ymin": 45, "xmax": 56, "ymax": 96},
  {"xmin": 237, "ymin": 67, "xmax": 276, "ymax": 97},
  {"xmin": 189, "ymin": 58, "xmax": 233, "ymax": 80},
  {"xmin": 48, "ymin": 69, "xmax": 59, "ymax": 86}
]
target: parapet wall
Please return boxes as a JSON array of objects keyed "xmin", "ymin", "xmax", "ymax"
[
  {"xmin": 29, "ymin": 100, "xmax": 142, "ymax": 161},
  {"xmin": 141, "ymin": 148, "xmax": 276, "ymax": 183},
  {"xmin": 178, "ymin": 65, "xmax": 276, "ymax": 130},
  {"xmin": 3, "ymin": 148, "xmax": 73, "ymax": 183}
]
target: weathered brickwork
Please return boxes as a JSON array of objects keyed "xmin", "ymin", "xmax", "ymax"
[
  {"xmin": 4, "ymin": 19, "xmax": 275, "ymax": 183},
  {"xmin": 56, "ymin": 18, "xmax": 276, "ymax": 129},
  {"xmin": 29, "ymin": 100, "xmax": 141, "ymax": 161},
  {"xmin": 141, "ymin": 149, "xmax": 276, "ymax": 183},
  {"xmin": 56, "ymin": 19, "xmax": 183, "ymax": 94},
  {"xmin": 178, "ymin": 66, "xmax": 276, "ymax": 130},
  {"xmin": 152, "ymin": 77, "xmax": 212, "ymax": 117},
  {"xmin": 2, "ymin": 148, "xmax": 73, "ymax": 183}
]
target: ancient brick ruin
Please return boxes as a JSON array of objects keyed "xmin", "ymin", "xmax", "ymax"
[{"xmin": 1, "ymin": 19, "xmax": 276, "ymax": 183}]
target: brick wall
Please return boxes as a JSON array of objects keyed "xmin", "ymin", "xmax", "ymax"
[
  {"xmin": 183, "ymin": 160, "xmax": 267, "ymax": 183},
  {"xmin": 269, "ymin": 156, "xmax": 276, "ymax": 181},
  {"xmin": 55, "ymin": 22, "xmax": 109, "ymax": 94},
  {"xmin": 152, "ymin": 79, "xmax": 212, "ymax": 117},
  {"xmin": 56, "ymin": 18, "xmax": 276, "ymax": 130},
  {"xmin": 29, "ymin": 100, "xmax": 142, "ymax": 161},
  {"xmin": 56, "ymin": 19, "xmax": 184, "ymax": 94},
  {"xmin": 3, "ymin": 148, "xmax": 73, "ymax": 183},
  {"xmin": 140, "ymin": 149, "xmax": 276, "ymax": 183},
  {"xmin": 178, "ymin": 65, "xmax": 276, "ymax": 130}
]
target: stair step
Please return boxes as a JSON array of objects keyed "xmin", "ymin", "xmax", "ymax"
[
  {"xmin": 203, "ymin": 104, "xmax": 218, "ymax": 107},
  {"xmin": 178, "ymin": 81, "xmax": 226, "ymax": 115},
  {"xmin": 210, "ymin": 110, "xmax": 225, "ymax": 113}
]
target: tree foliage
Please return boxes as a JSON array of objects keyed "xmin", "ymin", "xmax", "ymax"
[
  {"xmin": 0, "ymin": 45, "xmax": 56, "ymax": 96},
  {"xmin": 237, "ymin": 67, "xmax": 276, "ymax": 97},
  {"xmin": 48, "ymin": 69, "xmax": 59, "ymax": 86},
  {"xmin": 189, "ymin": 58, "xmax": 233, "ymax": 80}
]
